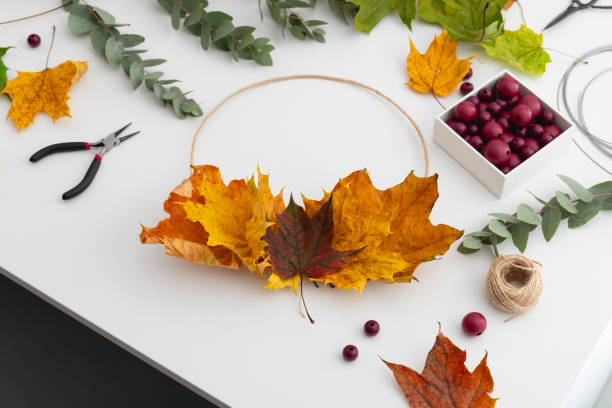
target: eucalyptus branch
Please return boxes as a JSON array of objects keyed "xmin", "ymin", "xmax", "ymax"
[
  {"xmin": 458, "ymin": 176, "xmax": 612, "ymax": 255},
  {"xmin": 327, "ymin": 0, "xmax": 359, "ymax": 24},
  {"xmin": 62, "ymin": 0, "xmax": 202, "ymax": 119},
  {"xmin": 158, "ymin": 0, "xmax": 274, "ymax": 66},
  {"xmin": 263, "ymin": 0, "xmax": 327, "ymax": 43}
]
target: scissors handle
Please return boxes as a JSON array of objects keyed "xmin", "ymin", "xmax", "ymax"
[
  {"xmin": 61, "ymin": 154, "xmax": 102, "ymax": 200},
  {"xmin": 30, "ymin": 142, "xmax": 91, "ymax": 162}
]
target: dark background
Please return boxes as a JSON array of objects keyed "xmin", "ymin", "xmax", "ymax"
[{"xmin": 0, "ymin": 271, "xmax": 217, "ymax": 408}]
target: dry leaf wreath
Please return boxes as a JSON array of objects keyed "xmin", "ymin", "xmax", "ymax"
[{"xmin": 141, "ymin": 75, "xmax": 463, "ymax": 322}]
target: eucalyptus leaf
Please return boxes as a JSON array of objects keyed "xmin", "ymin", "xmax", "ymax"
[
  {"xmin": 104, "ymin": 37, "xmax": 124, "ymax": 64},
  {"xmin": 141, "ymin": 59, "xmax": 166, "ymax": 67},
  {"xmin": 555, "ymin": 191, "xmax": 577, "ymax": 214},
  {"xmin": 180, "ymin": 99, "xmax": 200, "ymax": 113},
  {"xmin": 200, "ymin": 20, "xmax": 211, "ymax": 50},
  {"xmin": 488, "ymin": 219, "xmax": 511, "ymax": 238},
  {"xmin": 589, "ymin": 181, "xmax": 612, "ymax": 210},
  {"xmin": 231, "ymin": 26, "xmax": 256, "ymax": 39},
  {"xmin": 457, "ymin": 242, "xmax": 480, "ymax": 254},
  {"xmin": 568, "ymin": 199, "xmax": 602, "ymax": 228},
  {"xmin": 252, "ymin": 50, "xmax": 273, "ymax": 66},
  {"xmin": 212, "ymin": 20, "xmax": 235, "ymax": 41},
  {"xmin": 467, "ymin": 231, "xmax": 493, "ymax": 238},
  {"xmin": 527, "ymin": 190, "xmax": 548, "ymax": 205},
  {"xmin": 488, "ymin": 213, "xmax": 520, "ymax": 223},
  {"xmin": 90, "ymin": 26, "xmax": 110, "ymax": 51},
  {"xmin": 559, "ymin": 175, "xmax": 593, "ymax": 202},
  {"xmin": 68, "ymin": 9, "xmax": 96, "ymax": 34},
  {"xmin": 171, "ymin": 0, "xmax": 183, "ymax": 29},
  {"xmin": 129, "ymin": 62, "xmax": 144, "ymax": 89},
  {"xmin": 509, "ymin": 222, "xmax": 529, "ymax": 253},
  {"xmin": 541, "ymin": 206, "xmax": 562, "ymax": 242},
  {"xmin": 172, "ymin": 97, "xmax": 187, "ymax": 119},
  {"xmin": 184, "ymin": 3, "xmax": 204, "ymax": 26},
  {"xmin": 145, "ymin": 72, "xmax": 164, "ymax": 80},
  {"xmin": 92, "ymin": 7, "xmax": 115, "ymax": 24},
  {"xmin": 119, "ymin": 34, "xmax": 145, "ymax": 47},
  {"xmin": 462, "ymin": 236, "xmax": 483, "ymax": 250},
  {"xmin": 162, "ymin": 87, "xmax": 181, "ymax": 100},
  {"xmin": 517, "ymin": 204, "xmax": 540, "ymax": 225}
]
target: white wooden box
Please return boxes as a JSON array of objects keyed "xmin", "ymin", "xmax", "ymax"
[{"xmin": 433, "ymin": 70, "xmax": 574, "ymax": 198}]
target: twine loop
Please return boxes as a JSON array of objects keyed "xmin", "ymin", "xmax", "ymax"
[{"xmin": 486, "ymin": 254, "xmax": 542, "ymax": 322}]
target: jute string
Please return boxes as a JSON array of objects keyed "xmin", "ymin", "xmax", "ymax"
[
  {"xmin": 189, "ymin": 74, "xmax": 429, "ymax": 177},
  {"xmin": 486, "ymin": 255, "xmax": 543, "ymax": 322}
]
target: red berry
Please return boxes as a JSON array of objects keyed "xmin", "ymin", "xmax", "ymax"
[
  {"xmin": 468, "ymin": 135, "xmax": 484, "ymax": 150},
  {"xmin": 496, "ymin": 76, "xmax": 519, "ymax": 99},
  {"xmin": 511, "ymin": 137, "xmax": 526, "ymax": 152},
  {"xmin": 463, "ymin": 67, "xmax": 473, "ymax": 80},
  {"xmin": 501, "ymin": 132, "xmax": 514, "ymax": 144},
  {"xmin": 446, "ymin": 118, "xmax": 457, "ymax": 128},
  {"xmin": 27, "ymin": 34, "xmax": 41, "ymax": 48},
  {"xmin": 499, "ymin": 110, "xmax": 511, "ymax": 121},
  {"xmin": 482, "ymin": 121, "xmax": 503, "ymax": 141},
  {"xmin": 483, "ymin": 139, "xmax": 511, "ymax": 166},
  {"xmin": 478, "ymin": 87, "xmax": 495, "ymax": 102},
  {"xmin": 478, "ymin": 110, "xmax": 492, "ymax": 124},
  {"xmin": 500, "ymin": 165, "xmax": 512, "ymax": 174},
  {"xmin": 477, "ymin": 102, "xmax": 489, "ymax": 113},
  {"xmin": 524, "ymin": 138, "xmax": 540, "ymax": 152},
  {"xmin": 451, "ymin": 121, "xmax": 467, "ymax": 136},
  {"xmin": 518, "ymin": 95, "xmax": 542, "ymax": 119},
  {"xmin": 498, "ymin": 117, "xmax": 510, "ymax": 131},
  {"xmin": 364, "ymin": 320, "xmax": 380, "ymax": 336},
  {"xmin": 507, "ymin": 152, "xmax": 522, "ymax": 169},
  {"xmin": 460, "ymin": 82, "xmax": 474, "ymax": 95},
  {"xmin": 467, "ymin": 123, "xmax": 479, "ymax": 135},
  {"xmin": 487, "ymin": 102, "xmax": 502, "ymax": 116},
  {"xmin": 543, "ymin": 125, "xmax": 561, "ymax": 138},
  {"xmin": 506, "ymin": 95, "xmax": 520, "ymax": 109},
  {"xmin": 515, "ymin": 127, "xmax": 528, "ymax": 138},
  {"xmin": 462, "ymin": 312, "xmax": 487, "ymax": 336},
  {"xmin": 511, "ymin": 104, "xmax": 533, "ymax": 127},
  {"xmin": 539, "ymin": 132, "xmax": 555, "ymax": 146},
  {"xmin": 494, "ymin": 98, "xmax": 508, "ymax": 109},
  {"xmin": 520, "ymin": 146, "xmax": 537, "ymax": 160},
  {"xmin": 455, "ymin": 101, "xmax": 477, "ymax": 122},
  {"xmin": 342, "ymin": 345, "xmax": 358, "ymax": 361},
  {"xmin": 528, "ymin": 123, "xmax": 544, "ymax": 138},
  {"xmin": 540, "ymin": 110, "xmax": 555, "ymax": 125},
  {"xmin": 467, "ymin": 96, "xmax": 480, "ymax": 105}
]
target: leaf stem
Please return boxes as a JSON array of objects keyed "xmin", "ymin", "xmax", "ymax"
[
  {"xmin": 515, "ymin": 0, "xmax": 527, "ymax": 27},
  {"xmin": 45, "ymin": 26, "xmax": 56, "ymax": 69},
  {"xmin": 492, "ymin": 243, "xmax": 499, "ymax": 257},
  {"xmin": 478, "ymin": 2, "xmax": 490, "ymax": 43},
  {"xmin": 0, "ymin": 1, "xmax": 73, "ymax": 25},
  {"xmin": 543, "ymin": 48, "xmax": 589, "ymax": 65},
  {"xmin": 299, "ymin": 274, "xmax": 315, "ymax": 324}
]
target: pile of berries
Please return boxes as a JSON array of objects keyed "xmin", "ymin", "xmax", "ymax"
[{"xmin": 447, "ymin": 76, "xmax": 561, "ymax": 174}]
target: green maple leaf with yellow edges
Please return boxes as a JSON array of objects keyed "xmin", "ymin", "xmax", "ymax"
[
  {"xmin": 481, "ymin": 25, "xmax": 551, "ymax": 76},
  {"xmin": 350, "ymin": 0, "xmax": 417, "ymax": 32},
  {"xmin": 0, "ymin": 46, "xmax": 14, "ymax": 92}
]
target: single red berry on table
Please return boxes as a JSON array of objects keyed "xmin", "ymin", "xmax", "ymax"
[
  {"xmin": 455, "ymin": 101, "xmax": 477, "ymax": 122},
  {"xmin": 540, "ymin": 110, "xmax": 555, "ymax": 125},
  {"xmin": 482, "ymin": 121, "xmax": 503, "ymax": 141},
  {"xmin": 343, "ymin": 345, "xmax": 358, "ymax": 361},
  {"xmin": 524, "ymin": 138, "xmax": 540, "ymax": 152},
  {"xmin": 498, "ymin": 117, "xmax": 511, "ymax": 131},
  {"xmin": 500, "ymin": 165, "xmax": 512, "ymax": 174},
  {"xmin": 501, "ymin": 132, "xmax": 514, "ymax": 144},
  {"xmin": 462, "ymin": 312, "xmax": 487, "ymax": 336},
  {"xmin": 511, "ymin": 104, "xmax": 533, "ymax": 127},
  {"xmin": 515, "ymin": 126, "xmax": 528, "ymax": 138},
  {"xmin": 511, "ymin": 137, "xmax": 526, "ymax": 152},
  {"xmin": 543, "ymin": 124, "xmax": 562, "ymax": 137},
  {"xmin": 467, "ymin": 96, "xmax": 480, "ymax": 105},
  {"xmin": 539, "ymin": 132, "xmax": 555, "ymax": 146},
  {"xmin": 507, "ymin": 152, "xmax": 522, "ymax": 169},
  {"xmin": 496, "ymin": 76, "xmax": 519, "ymax": 99},
  {"xmin": 468, "ymin": 135, "xmax": 484, "ymax": 150},
  {"xmin": 483, "ymin": 139, "xmax": 511, "ymax": 166},
  {"xmin": 463, "ymin": 67, "xmax": 473, "ymax": 80},
  {"xmin": 478, "ymin": 87, "xmax": 495, "ymax": 102},
  {"xmin": 487, "ymin": 102, "xmax": 502, "ymax": 116},
  {"xmin": 518, "ymin": 95, "xmax": 542, "ymax": 118},
  {"xmin": 364, "ymin": 320, "xmax": 380, "ymax": 336},
  {"xmin": 528, "ymin": 123, "xmax": 544, "ymax": 138},
  {"xmin": 521, "ymin": 146, "xmax": 537, "ymax": 160},
  {"xmin": 27, "ymin": 33, "xmax": 41, "ymax": 48},
  {"xmin": 451, "ymin": 121, "xmax": 467, "ymax": 136},
  {"xmin": 460, "ymin": 82, "xmax": 474, "ymax": 95},
  {"xmin": 478, "ymin": 110, "xmax": 492, "ymax": 124},
  {"xmin": 467, "ymin": 123, "xmax": 479, "ymax": 135}
]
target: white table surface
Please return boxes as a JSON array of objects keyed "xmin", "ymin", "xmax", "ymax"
[{"xmin": 1, "ymin": 1, "xmax": 611, "ymax": 407}]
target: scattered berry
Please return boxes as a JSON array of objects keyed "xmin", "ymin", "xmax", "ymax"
[
  {"xmin": 462, "ymin": 312, "xmax": 487, "ymax": 336},
  {"xmin": 540, "ymin": 110, "xmax": 555, "ymax": 125},
  {"xmin": 463, "ymin": 67, "xmax": 473, "ymax": 80},
  {"xmin": 27, "ymin": 34, "xmax": 41, "ymax": 48},
  {"xmin": 518, "ymin": 95, "xmax": 542, "ymax": 119},
  {"xmin": 478, "ymin": 87, "xmax": 495, "ymax": 102},
  {"xmin": 455, "ymin": 101, "xmax": 477, "ymax": 122},
  {"xmin": 496, "ymin": 76, "xmax": 519, "ymax": 99},
  {"xmin": 460, "ymin": 82, "xmax": 474, "ymax": 95},
  {"xmin": 482, "ymin": 121, "xmax": 503, "ymax": 141},
  {"xmin": 364, "ymin": 320, "xmax": 380, "ymax": 336},
  {"xmin": 511, "ymin": 104, "xmax": 533, "ymax": 127},
  {"xmin": 483, "ymin": 139, "xmax": 511, "ymax": 166},
  {"xmin": 343, "ymin": 345, "xmax": 359, "ymax": 361}
]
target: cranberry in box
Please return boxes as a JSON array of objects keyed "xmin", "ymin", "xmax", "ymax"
[{"xmin": 434, "ymin": 70, "xmax": 573, "ymax": 198}]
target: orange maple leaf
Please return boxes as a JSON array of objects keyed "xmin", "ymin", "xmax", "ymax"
[
  {"xmin": 1, "ymin": 60, "xmax": 87, "ymax": 131},
  {"xmin": 383, "ymin": 327, "xmax": 498, "ymax": 407},
  {"xmin": 406, "ymin": 29, "xmax": 474, "ymax": 97},
  {"xmin": 504, "ymin": 0, "xmax": 516, "ymax": 10}
]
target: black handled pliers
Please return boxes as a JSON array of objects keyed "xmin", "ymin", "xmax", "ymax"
[{"xmin": 30, "ymin": 123, "xmax": 140, "ymax": 200}]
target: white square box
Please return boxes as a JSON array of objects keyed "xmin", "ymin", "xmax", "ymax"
[{"xmin": 433, "ymin": 70, "xmax": 574, "ymax": 198}]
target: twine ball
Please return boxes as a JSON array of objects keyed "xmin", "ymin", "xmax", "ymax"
[{"xmin": 486, "ymin": 254, "xmax": 542, "ymax": 320}]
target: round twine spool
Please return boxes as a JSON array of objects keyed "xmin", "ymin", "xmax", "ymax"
[
  {"xmin": 486, "ymin": 255, "xmax": 543, "ymax": 322},
  {"xmin": 189, "ymin": 74, "xmax": 429, "ymax": 176}
]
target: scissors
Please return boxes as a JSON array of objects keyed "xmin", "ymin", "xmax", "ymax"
[
  {"xmin": 30, "ymin": 123, "xmax": 140, "ymax": 200},
  {"xmin": 544, "ymin": 0, "xmax": 612, "ymax": 30}
]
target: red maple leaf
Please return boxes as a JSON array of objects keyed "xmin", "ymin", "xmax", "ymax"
[{"xmin": 383, "ymin": 327, "xmax": 498, "ymax": 407}]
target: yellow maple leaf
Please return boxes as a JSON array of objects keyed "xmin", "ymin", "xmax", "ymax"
[
  {"xmin": 180, "ymin": 165, "xmax": 285, "ymax": 275},
  {"xmin": 303, "ymin": 170, "xmax": 463, "ymax": 291},
  {"xmin": 1, "ymin": 60, "xmax": 87, "ymax": 131},
  {"xmin": 406, "ymin": 29, "xmax": 474, "ymax": 97}
]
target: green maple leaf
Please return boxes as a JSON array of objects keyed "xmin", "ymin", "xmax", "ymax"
[
  {"xmin": 481, "ymin": 25, "xmax": 551, "ymax": 76},
  {"xmin": 349, "ymin": 0, "xmax": 417, "ymax": 32},
  {"xmin": 0, "ymin": 47, "xmax": 14, "ymax": 92},
  {"xmin": 416, "ymin": 0, "xmax": 506, "ymax": 42}
]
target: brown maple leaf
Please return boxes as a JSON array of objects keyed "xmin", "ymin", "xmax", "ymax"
[
  {"xmin": 383, "ymin": 327, "xmax": 498, "ymax": 408},
  {"xmin": 1, "ymin": 60, "xmax": 87, "ymax": 131}
]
